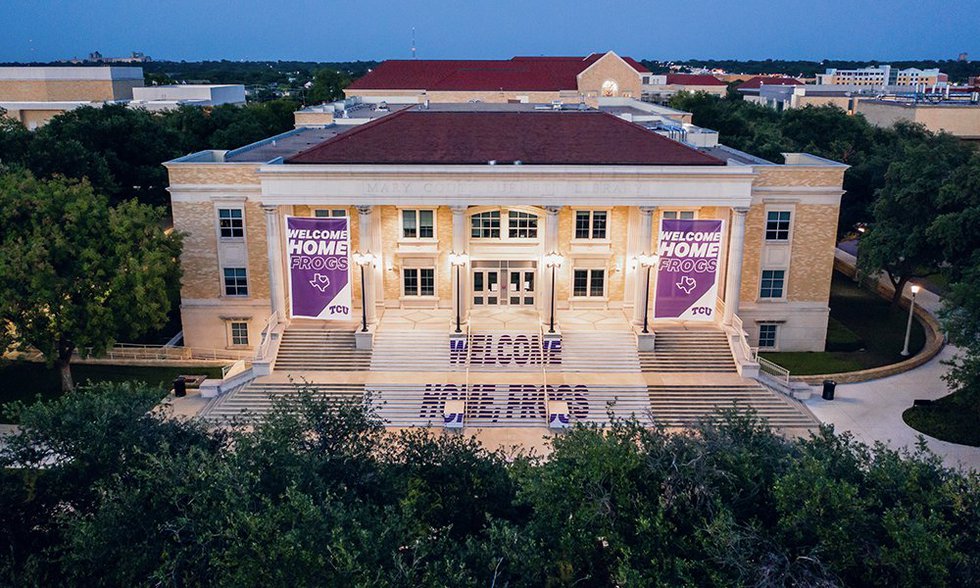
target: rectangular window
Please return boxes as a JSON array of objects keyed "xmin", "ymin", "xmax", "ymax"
[
  {"xmin": 403, "ymin": 268, "xmax": 435, "ymax": 296},
  {"xmin": 663, "ymin": 211, "xmax": 696, "ymax": 220},
  {"xmin": 402, "ymin": 209, "xmax": 435, "ymax": 239},
  {"xmin": 218, "ymin": 208, "xmax": 244, "ymax": 239},
  {"xmin": 573, "ymin": 269, "xmax": 605, "ymax": 298},
  {"xmin": 758, "ymin": 324, "xmax": 778, "ymax": 349},
  {"xmin": 471, "ymin": 211, "xmax": 500, "ymax": 238},
  {"xmin": 575, "ymin": 210, "xmax": 607, "ymax": 239},
  {"xmin": 314, "ymin": 209, "xmax": 348, "ymax": 218},
  {"xmin": 508, "ymin": 211, "xmax": 538, "ymax": 239},
  {"xmin": 765, "ymin": 211, "xmax": 792, "ymax": 241},
  {"xmin": 759, "ymin": 270, "xmax": 785, "ymax": 299},
  {"xmin": 230, "ymin": 321, "xmax": 249, "ymax": 346},
  {"xmin": 223, "ymin": 267, "xmax": 248, "ymax": 296}
]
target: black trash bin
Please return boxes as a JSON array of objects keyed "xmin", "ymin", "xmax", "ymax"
[
  {"xmin": 822, "ymin": 379, "xmax": 836, "ymax": 401},
  {"xmin": 173, "ymin": 376, "xmax": 187, "ymax": 398}
]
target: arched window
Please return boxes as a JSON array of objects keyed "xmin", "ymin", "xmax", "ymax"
[{"xmin": 601, "ymin": 80, "xmax": 619, "ymax": 97}]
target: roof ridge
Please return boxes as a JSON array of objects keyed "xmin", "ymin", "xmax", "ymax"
[{"xmin": 286, "ymin": 106, "xmax": 414, "ymax": 162}]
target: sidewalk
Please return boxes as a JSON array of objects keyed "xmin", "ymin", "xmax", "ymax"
[{"xmin": 804, "ymin": 248, "xmax": 979, "ymax": 472}]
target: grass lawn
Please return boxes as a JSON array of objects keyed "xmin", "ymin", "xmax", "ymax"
[
  {"xmin": 0, "ymin": 361, "xmax": 224, "ymax": 423},
  {"xmin": 903, "ymin": 387, "xmax": 980, "ymax": 447},
  {"xmin": 760, "ymin": 272, "xmax": 926, "ymax": 375}
]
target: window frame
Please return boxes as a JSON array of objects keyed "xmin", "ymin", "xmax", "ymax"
[
  {"xmin": 222, "ymin": 267, "xmax": 249, "ymax": 297},
  {"xmin": 229, "ymin": 321, "xmax": 249, "ymax": 347},
  {"xmin": 571, "ymin": 268, "xmax": 607, "ymax": 299},
  {"xmin": 758, "ymin": 323, "xmax": 778, "ymax": 349},
  {"xmin": 765, "ymin": 210, "xmax": 792, "ymax": 242},
  {"xmin": 573, "ymin": 209, "xmax": 609, "ymax": 241},
  {"xmin": 507, "ymin": 210, "xmax": 539, "ymax": 240},
  {"xmin": 217, "ymin": 207, "xmax": 245, "ymax": 240},
  {"xmin": 400, "ymin": 208, "xmax": 437, "ymax": 240},
  {"xmin": 470, "ymin": 211, "xmax": 501, "ymax": 239},
  {"xmin": 314, "ymin": 208, "xmax": 348, "ymax": 218},
  {"xmin": 402, "ymin": 267, "xmax": 436, "ymax": 298},
  {"xmin": 662, "ymin": 210, "xmax": 698, "ymax": 221},
  {"xmin": 759, "ymin": 269, "xmax": 786, "ymax": 300}
]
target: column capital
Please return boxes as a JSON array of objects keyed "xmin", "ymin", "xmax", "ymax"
[
  {"xmin": 639, "ymin": 206, "xmax": 657, "ymax": 215},
  {"xmin": 732, "ymin": 206, "xmax": 750, "ymax": 215},
  {"xmin": 356, "ymin": 205, "xmax": 374, "ymax": 216},
  {"xmin": 544, "ymin": 205, "xmax": 562, "ymax": 216},
  {"xmin": 450, "ymin": 205, "xmax": 468, "ymax": 215},
  {"xmin": 262, "ymin": 205, "xmax": 278, "ymax": 215}
]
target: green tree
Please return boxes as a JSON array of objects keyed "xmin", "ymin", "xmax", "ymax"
[
  {"xmin": 0, "ymin": 111, "xmax": 31, "ymax": 167},
  {"xmin": 858, "ymin": 128, "xmax": 973, "ymax": 304},
  {"xmin": 25, "ymin": 104, "xmax": 183, "ymax": 207},
  {"xmin": 306, "ymin": 68, "xmax": 351, "ymax": 104},
  {"xmin": 0, "ymin": 171, "xmax": 182, "ymax": 392}
]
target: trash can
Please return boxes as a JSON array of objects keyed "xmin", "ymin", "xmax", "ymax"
[
  {"xmin": 173, "ymin": 376, "xmax": 187, "ymax": 398},
  {"xmin": 821, "ymin": 379, "xmax": 836, "ymax": 401}
]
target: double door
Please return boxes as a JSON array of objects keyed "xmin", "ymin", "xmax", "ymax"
[{"xmin": 473, "ymin": 268, "xmax": 535, "ymax": 306}]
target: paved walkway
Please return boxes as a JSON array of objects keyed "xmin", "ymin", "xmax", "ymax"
[{"xmin": 804, "ymin": 249, "xmax": 980, "ymax": 472}]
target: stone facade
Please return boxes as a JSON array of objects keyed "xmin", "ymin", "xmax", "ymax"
[{"xmin": 167, "ymin": 152, "xmax": 844, "ymax": 353}]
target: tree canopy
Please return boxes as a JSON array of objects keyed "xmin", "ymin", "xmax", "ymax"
[
  {"xmin": 0, "ymin": 171, "xmax": 182, "ymax": 391},
  {"xmin": 1, "ymin": 385, "xmax": 977, "ymax": 586}
]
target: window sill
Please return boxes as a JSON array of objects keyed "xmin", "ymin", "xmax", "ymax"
[
  {"xmin": 397, "ymin": 238, "xmax": 438, "ymax": 245},
  {"xmin": 219, "ymin": 237, "xmax": 246, "ymax": 243},
  {"xmin": 571, "ymin": 239, "xmax": 611, "ymax": 245},
  {"xmin": 570, "ymin": 296, "xmax": 609, "ymax": 302}
]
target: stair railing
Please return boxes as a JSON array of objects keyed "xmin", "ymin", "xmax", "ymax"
[
  {"xmin": 754, "ymin": 351, "xmax": 791, "ymax": 386},
  {"xmin": 253, "ymin": 312, "xmax": 280, "ymax": 363}
]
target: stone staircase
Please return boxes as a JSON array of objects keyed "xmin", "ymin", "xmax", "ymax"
[
  {"xmin": 640, "ymin": 329, "xmax": 737, "ymax": 373},
  {"xmin": 201, "ymin": 381, "xmax": 365, "ymax": 422},
  {"xmin": 647, "ymin": 383, "xmax": 817, "ymax": 428},
  {"xmin": 274, "ymin": 328, "xmax": 372, "ymax": 372},
  {"xmin": 467, "ymin": 331, "xmax": 555, "ymax": 373},
  {"xmin": 370, "ymin": 330, "xmax": 461, "ymax": 372},
  {"xmin": 559, "ymin": 331, "xmax": 642, "ymax": 372}
]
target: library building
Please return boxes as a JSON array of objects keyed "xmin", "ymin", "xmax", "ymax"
[{"xmin": 166, "ymin": 55, "xmax": 845, "ymax": 434}]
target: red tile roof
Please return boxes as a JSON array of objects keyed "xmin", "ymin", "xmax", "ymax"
[
  {"xmin": 347, "ymin": 53, "xmax": 649, "ymax": 92},
  {"xmin": 286, "ymin": 109, "xmax": 724, "ymax": 166},
  {"xmin": 737, "ymin": 76, "xmax": 804, "ymax": 90},
  {"xmin": 665, "ymin": 73, "xmax": 727, "ymax": 86}
]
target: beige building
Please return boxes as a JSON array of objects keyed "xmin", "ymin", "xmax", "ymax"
[
  {"xmin": 343, "ymin": 52, "xmax": 647, "ymax": 105},
  {"xmin": 816, "ymin": 65, "xmax": 947, "ymax": 88},
  {"xmin": 642, "ymin": 73, "xmax": 728, "ymax": 101},
  {"xmin": 0, "ymin": 66, "xmax": 144, "ymax": 128},
  {"xmin": 166, "ymin": 101, "xmax": 842, "ymax": 430},
  {"xmin": 856, "ymin": 99, "xmax": 980, "ymax": 140}
]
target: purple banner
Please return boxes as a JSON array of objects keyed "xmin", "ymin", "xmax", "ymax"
[
  {"xmin": 286, "ymin": 216, "xmax": 352, "ymax": 320},
  {"xmin": 653, "ymin": 218, "xmax": 724, "ymax": 321}
]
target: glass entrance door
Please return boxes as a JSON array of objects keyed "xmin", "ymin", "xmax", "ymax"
[
  {"xmin": 473, "ymin": 269, "xmax": 500, "ymax": 306},
  {"xmin": 508, "ymin": 270, "xmax": 535, "ymax": 305}
]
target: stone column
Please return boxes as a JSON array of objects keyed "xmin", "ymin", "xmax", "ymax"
[
  {"xmin": 632, "ymin": 206, "xmax": 656, "ymax": 325},
  {"xmin": 356, "ymin": 205, "xmax": 378, "ymax": 325},
  {"xmin": 263, "ymin": 205, "xmax": 286, "ymax": 322},
  {"xmin": 723, "ymin": 207, "xmax": 749, "ymax": 326},
  {"xmin": 451, "ymin": 205, "xmax": 468, "ymax": 324},
  {"xmin": 543, "ymin": 206, "xmax": 562, "ymax": 316}
]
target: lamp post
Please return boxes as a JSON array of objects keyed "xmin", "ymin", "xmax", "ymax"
[
  {"xmin": 544, "ymin": 252, "xmax": 564, "ymax": 334},
  {"xmin": 635, "ymin": 254, "xmax": 659, "ymax": 334},
  {"xmin": 352, "ymin": 251, "xmax": 376, "ymax": 333},
  {"xmin": 449, "ymin": 252, "xmax": 469, "ymax": 334},
  {"xmin": 900, "ymin": 283, "xmax": 920, "ymax": 357},
  {"xmin": 853, "ymin": 225, "xmax": 866, "ymax": 283}
]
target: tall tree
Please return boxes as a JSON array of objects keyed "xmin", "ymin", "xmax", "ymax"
[
  {"xmin": 0, "ymin": 171, "xmax": 182, "ymax": 392},
  {"xmin": 858, "ymin": 130, "xmax": 973, "ymax": 304},
  {"xmin": 25, "ymin": 104, "xmax": 183, "ymax": 207},
  {"xmin": 306, "ymin": 68, "xmax": 351, "ymax": 104}
]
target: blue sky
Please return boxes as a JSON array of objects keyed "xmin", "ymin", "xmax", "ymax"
[{"xmin": 3, "ymin": 0, "xmax": 977, "ymax": 62}]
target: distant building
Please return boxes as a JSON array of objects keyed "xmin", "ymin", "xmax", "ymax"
[
  {"xmin": 744, "ymin": 84, "xmax": 870, "ymax": 113},
  {"xmin": 344, "ymin": 51, "xmax": 649, "ymax": 105},
  {"xmin": 816, "ymin": 65, "xmax": 947, "ymax": 88},
  {"xmin": 62, "ymin": 51, "xmax": 152, "ymax": 64},
  {"xmin": 0, "ymin": 66, "xmax": 143, "ymax": 128},
  {"xmin": 131, "ymin": 84, "xmax": 246, "ymax": 111},
  {"xmin": 642, "ymin": 73, "xmax": 728, "ymax": 101},
  {"xmin": 857, "ymin": 97, "xmax": 980, "ymax": 141}
]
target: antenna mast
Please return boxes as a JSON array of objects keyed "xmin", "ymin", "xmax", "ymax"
[{"xmin": 411, "ymin": 28, "xmax": 416, "ymax": 59}]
